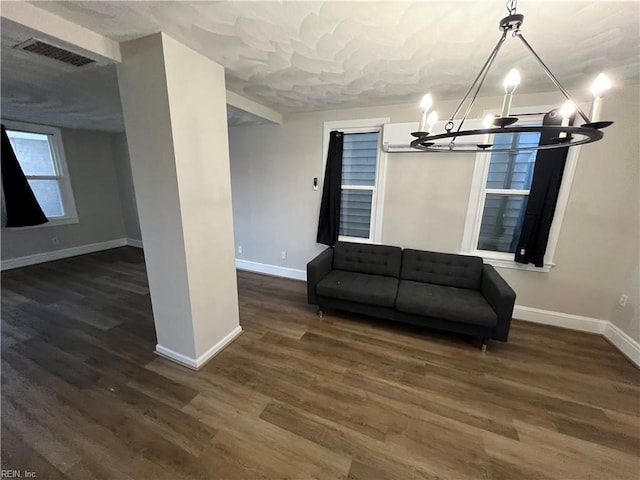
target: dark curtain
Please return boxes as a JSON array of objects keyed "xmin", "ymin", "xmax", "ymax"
[
  {"xmin": 316, "ymin": 130, "xmax": 343, "ymax": 246},
  {"xmin": 515, "ymin": 109, "xmax": 573, "ymax": 267},
  {"xmin": 1, "ymin": 124, "xmax": 48, "ymax": 227}
]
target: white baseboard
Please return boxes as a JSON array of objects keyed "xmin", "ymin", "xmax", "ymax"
[
  {"xmin": 1, "ymin": 237, "xmax": 144, "ymax": 271},
  {"xmin": 4, "ymin": 244, "xmax": 636, "ymax": 367},
  {"xmin": 604, "ymin": 322, "xmax": 640, "ymax": 367},
  {"xmin": 513, "ymin": 305, "xmax": 608, "ymax": 334},
  {"xmin": 514, "ymin": 305, "xmax": 639, "ymax": 367},
  {"xmin": 126, "ymin": 238, "xmax": 143, "ymax": 248},
  {"xmin": 233, "ymin": 260, "xmax": 638, "ymax": 366},
  {"xmin": 236, "ymin": 258, "xmax": 306, "ymax": 281},
  {"xmin": 1, "ymin": 238, "xmax": 128, "ymax": 271},
  {"xmin": 155, "ymin": 325, "xmax": 243, "ymax": 370}
]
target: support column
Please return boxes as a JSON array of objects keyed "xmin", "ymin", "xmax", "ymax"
[{"xmin": 117, "ymin": 33, "xmax": 240, "ymax": 369}]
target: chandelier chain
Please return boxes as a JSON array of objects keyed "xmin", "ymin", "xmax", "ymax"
[{"xmin": 506, "ymin": 0, "xmax": 518, "ymax": 15}]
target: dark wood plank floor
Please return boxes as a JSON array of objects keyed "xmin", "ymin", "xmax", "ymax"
[{"xmin": 2, "ymin": 247, "xmax": 639, "ymax": 479}]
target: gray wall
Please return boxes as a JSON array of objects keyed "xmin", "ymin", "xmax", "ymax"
[
  {"xmin": 610, "ymin": 259, "xmax": 639, "ymax": 342},
  {"xmin": 229, "ymin": 86, "xmax": 640, "ymax": 341},
  {"xmin": 112, "ymin": 132, "xmax": 142, "ymax": 241},
  {"xmin": 1, "ymin": 128, "xmax": 127, "ymax": 260}
]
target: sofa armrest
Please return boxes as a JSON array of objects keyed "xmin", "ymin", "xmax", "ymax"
[
  {"xmin": 306, "ymin": 247, "xmax": 334, "ymax": 305},
  {"xmin": 481, "ymin": 265, "xmax": 516, "ymax": 341}
]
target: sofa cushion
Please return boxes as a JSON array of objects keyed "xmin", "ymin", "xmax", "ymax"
[
  {"xmin": 400, "ymin": 250, "xmax": 483, "ymax": 290},
  {"xmin": 316, "ymin": 270, "xmax": 399, "ymax": 307},
  {"xmin": 333, "ymin": 242, "xmax": 402, "ymax": 277},
  {"xmin": 396, "ymin": 280, "xmax": 497, "ymax": 327}
]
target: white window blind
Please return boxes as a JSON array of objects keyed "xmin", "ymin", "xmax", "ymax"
[{"xmin": 339, "ymin": 132, "xmax": 379, "ymax": 239}]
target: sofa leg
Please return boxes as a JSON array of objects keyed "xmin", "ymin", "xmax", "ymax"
[
  {"xmin": 318, "ymin": 308, "xmax": 323, "ymax": 318},
  {"xmin": 480, "ymin": 338, "xmax": 488, "ymax": 352}
]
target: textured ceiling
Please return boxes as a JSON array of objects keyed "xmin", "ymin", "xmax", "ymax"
[{"xmin": 2, "ymin": 1, "xmax": 639, "ymax": 131}]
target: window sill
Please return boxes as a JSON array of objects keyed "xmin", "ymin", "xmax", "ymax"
[
  {"xmin": 3, "ymin": 217, "xmax": 79, "ymax": 230},
  {"xmin": 338, "ymin": 236, "xmax": 385, "ymax": 245},
  {"xmin": 462, "ymin": 251, "xmax": 554, "ymax": 273}
]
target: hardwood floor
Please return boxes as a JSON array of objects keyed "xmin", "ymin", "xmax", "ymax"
[{"xmin": 1, "ymin": 247, "xmax": 639, "ymax": 479}]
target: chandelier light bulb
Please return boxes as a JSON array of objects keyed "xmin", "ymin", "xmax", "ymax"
[
  {"xmin": 483, "ymin": 114, "xmax": 495, "ymax": 128},
  {"xmin": 420, "ymin": 94, "xmax": 433, "ymax": 113},
  {"xmin": 590, "ymin": 73, "xmax": 611, "ymax": 99},
  {"xmin": 559, "ymin": 101, "xmax": 575, "ymax": 138},
  {"xmin": 560, "ymin": 100, "xmax": 576, "ymax": 120},
  {"xmin": 589, "ymin": 73, "xmax": 611, "ymax": 123},
  {"xmin": 426, "ymin": 111, "xmax": 438, "ymax": 131},
  {"xmin": 500, "ymin": 69, "xmax": 520, "ymax": 118},
  {"xmin": 417, "ymin": 94, "xmax": 434, "ymax": 132},
  {"xmin": 503, "ymin": 69, "xmax": 521, "ymax": 94}
]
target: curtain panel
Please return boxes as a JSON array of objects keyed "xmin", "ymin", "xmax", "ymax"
[
  {"xmin": 515, "ymin": 109, "xmax": 573, "ymax": 267},
  {"xmin": 316, "ymin": 130, "xmax": 344, "ymax": 246},
  {"xmin": 1, "ymin": 124, "xmax": 48, "ymax": 228}
]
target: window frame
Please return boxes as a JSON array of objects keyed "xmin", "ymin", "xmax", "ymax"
[
  {"xmin": 460, "ymin": 105, "xmax": 581, "ymax": 272},
  {"xmin": 2, "ymin": 119, "xmax": 78, "ymax": 228},
  {"xmin": 322, "ymin": 118, "xmax": 389, "ymax": 244}
]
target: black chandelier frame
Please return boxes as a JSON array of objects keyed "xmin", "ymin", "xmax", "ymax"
[{"xmin": 410, "ymin": 1, "xmax": 613, "ymax": 153}]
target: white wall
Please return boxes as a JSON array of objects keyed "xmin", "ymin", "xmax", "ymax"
[
  {"xmin": 1, "ymin": 127, "xmax": 127, "ymax": 260},
  {"xmin": 229, "ymin": 86, "xmax": 640, "ymax": 341}
]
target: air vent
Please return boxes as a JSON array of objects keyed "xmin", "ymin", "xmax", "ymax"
[{"xmin": 14, "ymin": 39, "xmax": 96, "ymax": 67}]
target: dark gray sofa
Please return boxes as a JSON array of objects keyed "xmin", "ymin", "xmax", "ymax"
[{"xmin": 307, "ymin": 242, "xmax": 516, "ymax": 350}]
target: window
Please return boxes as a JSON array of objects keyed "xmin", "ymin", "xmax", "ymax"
[
  {"xmin": 340, "ymin": 132, "xmax": 379, "ymax": 239},
  {"xmin": 477, "ymin": 129, "xmax": 539, "ymax": 253},
  {"xmin": 323, "ymin": 118, "xmax": 389, "ymax": 244},
  {"xmin": 3, "ymin": 121, "xmax": 77, "ymax": 226},
  {"xmin": 461, "ymin": 108, "xmax": 580, "ymax": 271}
]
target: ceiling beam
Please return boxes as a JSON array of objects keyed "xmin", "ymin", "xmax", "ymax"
[
  {"xmin": 0, "ymin": 1, "xmax": 121, "ymax": 63},
  {"xmin": 226, "ymin": 91, "xmax": 282, "ymax": 125}
]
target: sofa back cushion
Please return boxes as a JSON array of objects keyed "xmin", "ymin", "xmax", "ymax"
[
  {"xmin": 400, "ymin": 250, "xmax": 483, "ymax": 290},
  {"xmin": 333, "ymin": 242, "xmax": 402, "ymax": 277}
]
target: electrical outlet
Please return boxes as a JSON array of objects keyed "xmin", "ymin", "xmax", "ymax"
[
  {"xmin": 281, "ymin": 251, "xmax": 287, "ymax": 260},
  {"xmin": 51, "ymin": 236, "xmax": 59, "ymax": 245},
  {"xmin": 238, "ymin": 245, "xmax": 242, "ymax": 255},
  {"xmin": 619, "ymin": 294, "xmax": 628, "ymax": 307}
]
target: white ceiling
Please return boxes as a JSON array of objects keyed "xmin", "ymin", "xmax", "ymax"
[{"xmin": 2, "ymin": 1, "xmax": 639, "ymax": 131}]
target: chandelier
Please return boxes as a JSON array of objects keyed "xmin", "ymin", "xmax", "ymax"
[{"xmin": 411, "ymin": 0, "xmax": 613, "ymax": 153}]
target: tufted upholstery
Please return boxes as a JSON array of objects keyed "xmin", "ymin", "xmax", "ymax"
[
  {"xmin": 333, "ymin": 242, "xmax": 402, "ymax": 278},
  {"xmin": 400, "ymin": 250, "xmax": 483, "ymax": 290},
  {"xmin": 316, "ymin": 270, "xmax": 399, "ymax": 307},
  {"xmin": 307, "ymin": 242, "xmax": 516, "ymax": 345},
  {"xmin": 396, "ymin": 280, "xmax": 497, "ymax": 327}
]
